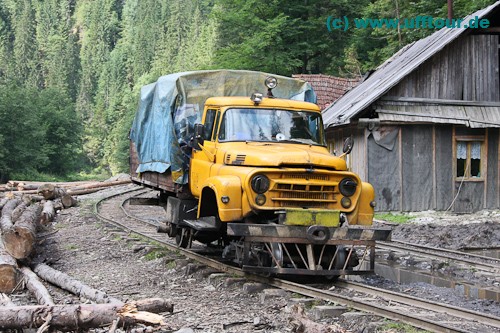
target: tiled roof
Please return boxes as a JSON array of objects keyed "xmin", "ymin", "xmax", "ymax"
[{"xmin": 293, "ymin": 74, "xmax": 361, "ymax": 110}]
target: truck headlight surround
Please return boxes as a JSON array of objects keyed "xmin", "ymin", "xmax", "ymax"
[
  {"xmin": 251, "ymin": 175, "xmax": 270, "ymax": 194},
  {"xmin": 339, "ymin": 178, "xmax": 357, "ymax": 197}
]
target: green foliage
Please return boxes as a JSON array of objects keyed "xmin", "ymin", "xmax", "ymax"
[
  {"xmin": 0, "ymin": 0, "xmax": 496, "ymax": 178},
  {"xmin": 0, "ymin": 85, "xmax": 83, "ymax": 181},
  {"xmin": 214, "ymin": 0, "xmax": 360, "ymax": 75},
  {"xmin": 143, "ymin": 249, "xmax": 168, "ymax": 261}
]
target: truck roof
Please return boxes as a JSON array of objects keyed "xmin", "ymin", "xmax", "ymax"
[{"xmin": 205, "ymin": 96, "xmax": 321, "ymax": 112}]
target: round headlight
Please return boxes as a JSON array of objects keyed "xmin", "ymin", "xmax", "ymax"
[
  {"xmin": 265, "ymin": 76, "xmax": 278, "ymax": 89},
  {"xmin": 341, "ymin": 197, "xmax": 352, "ymax": 208},
  {"xmin": 255, "ymin": 194, "xmax": 266, "ymax": 206},
  {"xmin": 251, "ymin": 175, "xmax": 270, "ymax": 194},
  {"xmin": 339, "ymin": 178, "xmax": 357, "ymax": 197}
]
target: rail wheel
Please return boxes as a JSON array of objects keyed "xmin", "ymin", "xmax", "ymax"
[{"xmin": 175, "ymin": 228, "xmax": 190, "ymax": 248}]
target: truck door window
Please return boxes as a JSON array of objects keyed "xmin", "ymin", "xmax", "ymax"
[
  {"xmin": 203, "ymin": 109, "xmax": 217, "ymax": 140},
  {"xmin": 212, "ymin": 110, "xmax": 221, "ymax": 141}
]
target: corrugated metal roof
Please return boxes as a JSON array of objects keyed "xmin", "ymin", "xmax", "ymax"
[
  {"xmin": 376, "ymin": 104, "xmax": 500, "ymax": 127},
  {"xmin": 322, "ymin": 1, "xmax": 500, "ymax": 128}
]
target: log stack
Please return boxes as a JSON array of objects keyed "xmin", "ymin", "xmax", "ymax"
[
  {"xmin": 0, "ymin": 179, "xmax": 172, "ymax": 332},
  {"xmin": 0, "ymin": 199, "xmax": 21, "ymax": 293}
]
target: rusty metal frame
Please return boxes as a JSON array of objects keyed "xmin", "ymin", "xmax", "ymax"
[{"xmin": 227, "ymin": 223, "xmax": 389, "ymax": 276}]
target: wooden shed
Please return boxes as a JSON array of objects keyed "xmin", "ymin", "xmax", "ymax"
[{"xmin": 322, "ymin": 2, "xmax": 500, "ymax": 213}]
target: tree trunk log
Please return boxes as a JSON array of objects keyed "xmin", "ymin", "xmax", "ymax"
[
  {"xmin": 33, "ymin": 263, "xmax": 121, "ymax": 304},
  {"xmin": 0, "ymin": 199, "xmax": 20, "ymax": 232},
  {"xmin": 40, "ymin": 201, "xmax": 55, "ymax": 225},
  {"xmin": 12, "ymin": 202, "xmax": 28, "ymax": 223},
  {"xmin": 37, "ymin": 184, "xmax": 76, "ymax": 208},
  {"xmin": 65, "ymin": 188, "xmax": 102, "ymax": 196},
  {"xmin": 20, "ymin": 266, "xmax": 54, "ymax": 306},
  {"xmin": 17, "ymin": 183, "xmax": 38, "ymax": 191},
  {"xmin": 22, "ymin": 194, "xmax": 45, "ymax": 203},
  {"xmin": 3, "ymin": 204, "xmax": 42, "ymax": 259},
  {"xmin": 61, "ymin": 194, "xmax": 76, "ymax": 208},
  {"xmin": 0, "ymin": 298, "xmax": 173, "ymax": 330},
  {"xmin": 0, "ymin": 197, "xmax": 9, "ymax": 210},
  {"xmin": 37, "ymin": 184, "xmax": 66, "ymax": 200},
  {"xmin": 0, "ymin": 239, "xmax": 19, "ymax": 293},
  {"xmin": 67, "ymin": 179, "xmax": 131, "ymax": 193},
  {"xmin": 6, "ymin": 181, "xmax": 18, "ymax": 189}
]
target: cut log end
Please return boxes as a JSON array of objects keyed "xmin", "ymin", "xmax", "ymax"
[
  {"xmin": 3, "ymin": 228, "xmax": 35, "ymax": 260},
  {"xmin": 61, "ymin": 194, "xmax": 76, "ymax": 208},
  {"xmin": 0, "ymin": 265, "xmax": 19, "ymax": 293}
]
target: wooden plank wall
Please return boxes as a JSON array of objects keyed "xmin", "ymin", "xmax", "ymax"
[
  {"xmin": 486, "ymin": 128, "xmax": 499, "ymax": 208},
  {"xmin": 386, "ymin": 34, "xmax": 500, "ymax": 102},
  {"xmin": 401, "ymin": 126, "xmax": 433, "ymax": 211},
  {"xmin": 454, "ymin": 181, "xmax": 484, "ymax": 213},
  {"xmin": 326, "ymin": 127, "xmax": 367, "ymax": 180},
  {"xmin": 367, "ymin": 130, "xmax": 401, "ymax": 211},
  {"xmin": 434, "ymin": 126, "xmax": 454, "ymax": 210}
]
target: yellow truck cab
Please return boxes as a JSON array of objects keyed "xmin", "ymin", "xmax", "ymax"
[{"xmin": 130, "ymin": 70, "xmax": 391, "ymax": 277}]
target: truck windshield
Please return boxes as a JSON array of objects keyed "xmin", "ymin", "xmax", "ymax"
[{"xmin": 218, "ymin": 108, "xmax": 325, "ymax": 146}]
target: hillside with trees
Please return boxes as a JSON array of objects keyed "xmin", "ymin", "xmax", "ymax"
[{"xmin": 0, "ymin": 0, "xmax": 494, "ymax": 180}]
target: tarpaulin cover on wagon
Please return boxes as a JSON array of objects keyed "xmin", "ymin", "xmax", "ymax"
[{"xmin": 129, "ymin": 70, "xmax": 317, "ymax": 184}]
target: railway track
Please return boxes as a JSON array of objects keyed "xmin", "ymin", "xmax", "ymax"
[
  {"xmin": 377, "ymin": 240, "xmax": 500, "ymax": 274},
  {"xmin": 94, "ymin": 186, "xmax": 500, "ymax": 333}
]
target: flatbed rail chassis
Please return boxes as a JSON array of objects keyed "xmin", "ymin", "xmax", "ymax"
[{"xmin": 227, "ymin": 224, "xmax": 392, "ymax": 276}]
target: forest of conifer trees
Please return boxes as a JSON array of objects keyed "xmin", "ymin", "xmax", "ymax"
[{"xmin": 0, "ymin": 0, "xmax": 494, "ymax": 180}]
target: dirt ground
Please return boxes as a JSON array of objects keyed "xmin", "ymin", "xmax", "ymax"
[
  {"xmin": 390, "ymin": 210, "xmax": 500, "ymax": 249},
  {"xmin": 4, "ymin": 185, "xmax": 500, "ymax": 332}
]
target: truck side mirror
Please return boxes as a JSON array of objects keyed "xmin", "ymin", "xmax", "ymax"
[
  {"xmin": 343, "ymin": 137, "xmax": 353, "ymax": 154},
  {"xmin": 193, "ymin": 123, "xmax": 205, "ymax": 150}
]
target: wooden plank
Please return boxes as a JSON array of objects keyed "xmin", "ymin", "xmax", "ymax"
[
  {"xmin": 470, "ymin": 27, "xmax": 500, "ymax": 35},
  {"xmin": 484, "ymin": 129, "xmax": 488, "ymax": 209},
  {"xmin": 399, "ymin": 127, "xmax": 403, "ymax": 211},
  {"xmin": 380, "ymin": 96, "xmax": 500, "ymax": 107},
  {"xmin": 452, "ymin": 126, "xmax": 456, "ymax": 211},
  {"xmin": 435, "ymin": 126, "xmax": 453, "ymax": 210},
  {"xmin": 432, "ymin": 125, "xmax": 437, "ymax": 209}
]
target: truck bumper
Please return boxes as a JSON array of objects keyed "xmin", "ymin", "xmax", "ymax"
[{"xmin": 279, "ymin": 208, "xmax": 340, "ymax": 227}]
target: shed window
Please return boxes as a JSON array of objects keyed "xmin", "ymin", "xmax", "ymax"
[{"xmin": 456, "ymin": 140, "xmax": 482, "ymax": 178}]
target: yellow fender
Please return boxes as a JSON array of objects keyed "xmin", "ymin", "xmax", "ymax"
[
  {"xmin": 347, "ymin": 181, "xmax": 375, "ymax": 225},
  {"xmin": 198, "ymin": 175, "xmax": 243, "ymax": 222}
]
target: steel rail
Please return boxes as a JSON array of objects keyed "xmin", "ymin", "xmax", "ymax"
[
  {"xmin": 335, "ymin": 280, "xmax": 500, "ymax": 329},
  {"xmin": 389, "ymin": 239, "xmax": 500, "ymax": 264},
  {"xmin": 94, "ymin": 187, "xmax": 500, "ymax": 333},
  {"xmin": 378, "ymin": 241, "xmax": 500, "ymax": 272}
]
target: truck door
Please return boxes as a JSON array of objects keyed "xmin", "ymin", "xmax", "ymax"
[{"xmin": 190, "ymin": 108, "xmax": 220, "ymax": 197}]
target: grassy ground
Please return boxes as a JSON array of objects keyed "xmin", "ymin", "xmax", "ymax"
[{"xmin": 374, "ymin": 212, "xmax": 415, "ymax": 224}]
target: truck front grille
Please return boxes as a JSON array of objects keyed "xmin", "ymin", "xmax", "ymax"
[{"xmin": 269, "ymin": 173, "xmax": 337, "ymax": 208}]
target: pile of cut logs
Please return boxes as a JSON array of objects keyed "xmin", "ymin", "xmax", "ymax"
[{"xmin": 0, "ymin": 179, "xmax": 173, "ymax": 332}]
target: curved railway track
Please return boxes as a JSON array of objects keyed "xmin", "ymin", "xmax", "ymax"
[
  {"xmin": 377, "ymin": 240, "xmax": 500, "ymax": 274},
  {"xmin": 94, "ymin": 186, "xmax": 500, "ymax": 333}
]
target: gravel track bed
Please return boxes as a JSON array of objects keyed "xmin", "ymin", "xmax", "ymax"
[{"xmin": 3, "ymin": 184, "xmax": 499, "ymax": 332}]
